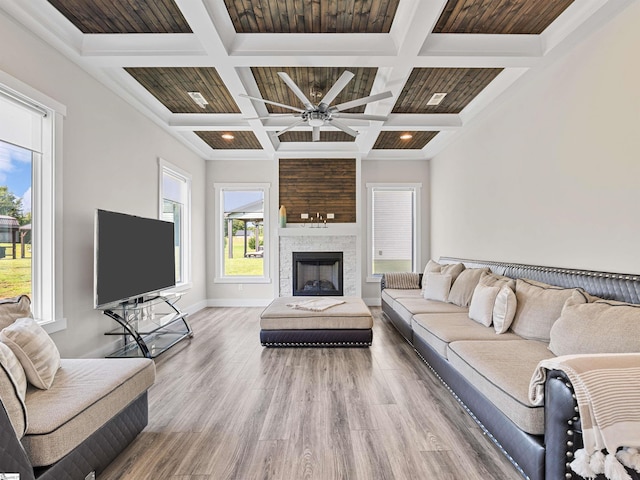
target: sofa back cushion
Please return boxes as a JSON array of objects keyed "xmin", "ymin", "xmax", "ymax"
[
  {"xmin": 511, "ymin": 279, "xmax": 587, "ymax": 342},
  {"xmin": 448, "ymin": 268, "xmax": 490, "ymax": 307},
  {"xmin": 0, "ymin": 342, "xmax": 27, "ymax": 438},
  {"xmin": 0, "ymin": 295, "xmax": 32, "ymax": 330},
  {"xmin": 549, "ymin": 300, "xmax": 640, "ymax": 355}
]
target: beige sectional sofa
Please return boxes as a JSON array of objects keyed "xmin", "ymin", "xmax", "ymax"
[
  {"xmin": 381, "ymin": 258, "xmax": 640, "ymax": 480},
  {"xmin": 0, "ymin": 296, "xmax": 155, "ymax": 479}
]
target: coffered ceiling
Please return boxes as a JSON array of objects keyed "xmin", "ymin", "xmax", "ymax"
[{"xmin": 0, "ymin": 0, "xmax": 630, "ymax": 160}]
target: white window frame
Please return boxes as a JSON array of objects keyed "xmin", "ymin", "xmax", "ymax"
[
  {"xmin": 366, "ymin": 183, "xmax": 422, "ymax": 282},
  {"xmin": 214, "ymin": 182, "xmax": 271, "ymax": 284},
  {"xmin": 0, "ymin": 71, "xmax": 66, "ymax": 332},
  {"xmin": 158, "ymin": 158, "xmax": 192, "ymax": 291}
]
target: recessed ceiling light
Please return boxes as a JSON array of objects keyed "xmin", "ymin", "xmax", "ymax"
[
  {"xmin": 221, "ymin": 133, "xmax": 234, "ymax": 140},
  {"xmin": 400, "ymin": 133, "xmax": 413, "ymax": 140},
  {"xmin": 187, "ymin": 91, "xmax": 208, "ymax": 109},
  {"xmin": 427, "ymin": 92, "xmax": 447, "ymax": 106}
]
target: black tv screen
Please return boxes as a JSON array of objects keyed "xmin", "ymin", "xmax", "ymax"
[{"xmin": 94, "ymin": 209, "xmax": 176, "ymax": 308}]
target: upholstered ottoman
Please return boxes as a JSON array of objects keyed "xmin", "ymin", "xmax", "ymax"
[{"xmin": 260, "ymin": 296, "xmax": 373, "ymax": 347}]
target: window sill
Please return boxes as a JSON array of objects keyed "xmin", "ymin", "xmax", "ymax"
[
  {"xmin": 214, "ymin": 277, "xmax": 272, "ymax": 284},
  {"xmin": 40, "ymin": 317, "xmax": 67, "ymax": 334}
]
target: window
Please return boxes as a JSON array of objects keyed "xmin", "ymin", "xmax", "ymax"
[
  {"xmin": 367, "ymin": 183, "xmax": 421, "ymax": 280},
  {"xmin": 159, "ymin": 159, "xmax": 191, "ymax": 288},
  {"xmin": 0, "ymin": 79, "xmax": 64, "ymax": 330},
  {"xmin": 214, "ymin": 183, "xmax": 270, "ymax": 283}
]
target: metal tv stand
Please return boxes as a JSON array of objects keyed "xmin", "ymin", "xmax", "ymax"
[{"xmin": 102, "ymin": 294, "xmax": 193, "ymax": 358}]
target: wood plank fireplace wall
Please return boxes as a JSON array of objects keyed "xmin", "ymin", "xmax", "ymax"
[{"xmin": 279, "ymin": 158, "xmax": 356, "ymax": 223}]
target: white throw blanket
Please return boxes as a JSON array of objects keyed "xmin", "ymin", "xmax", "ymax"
[
  {"xmin": 286, "ymin": 297, "xmax": 346, "ymax": 312},
  {"xmin": 529, "ymin": 354, "xmax": 640, "ymax": 480}
]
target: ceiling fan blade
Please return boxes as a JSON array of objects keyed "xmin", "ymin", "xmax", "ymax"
[
  {"xmin": 244, "ymin": 114, "xmax": 299, "ymax": 120},
  {"xmin": 332, "ymin": 91, "xmax": 393, "ymax": 112},
  {"xmin": 312, "ymin": 126, "xmax": 320, "ymax": 142},
  {"xmin": 328, "ymin": 119, "xmax": 359, "ymax": 138},
  {"xmin": 331, "ymin": 113, "xmax": 388, "ymax": 121},
  {"xmin": 318, "ymin": 70, "xmax": 355, "ymax": 110},
  {"xmin": 275, "ymin": 119, "xmax": 306, "ymax": 137},
  {"xmin": 277, "ymin": 72, "xmax": 314, "ymax": 110},
  {"xmin": 239, "ymin": 93, "xmax": 306, "ymax": 113}
]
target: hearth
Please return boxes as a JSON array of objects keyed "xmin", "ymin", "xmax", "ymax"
[{"xmin": 292, "ymin": 251, "xmax": 343, "ymax": 296}]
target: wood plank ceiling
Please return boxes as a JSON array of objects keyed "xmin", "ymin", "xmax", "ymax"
[
  {"xmin": 392, "ymin": 68, "xmax": 504, "ymax": 114},
  {"xmin": 31, "ymin": 0, "xmax": 587, "ymax": 155},
  {"xmin": 225, "ymin": 0, "xmax": 400, "ymax": 33},
  {"xmin": 46, "ymin": 0, "xmax": 191, "ymax": 33},
  {"xmin": 251, "ymin": 67, "xmax": 378, "ymax": 114},
  {"xmin": 434, "ymin": 0, "xmax": 574, "ymax": 34}
]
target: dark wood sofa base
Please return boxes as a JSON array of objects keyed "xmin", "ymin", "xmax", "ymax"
[{"xmin": 260, "ymin": 328, "xmax": 372, "ymax": 347}]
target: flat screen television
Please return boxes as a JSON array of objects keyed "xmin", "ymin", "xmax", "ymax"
[{"xmin": 94, "ymin": 209, "xmax": 176, "ymax": 308}]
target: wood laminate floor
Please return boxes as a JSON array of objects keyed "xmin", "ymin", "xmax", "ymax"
[{"xmin": 100, "ymin": 307, "xmax": 522, "ymax": 480}]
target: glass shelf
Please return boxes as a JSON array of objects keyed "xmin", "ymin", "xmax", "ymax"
[{"xmin": 101, "ymin": 295, "xmax": 193, "ymax": 358}]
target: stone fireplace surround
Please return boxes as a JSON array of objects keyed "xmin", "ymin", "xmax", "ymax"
[{"xmin": 278, "ymin": 226, "xmax": 358, "ymax": 297}]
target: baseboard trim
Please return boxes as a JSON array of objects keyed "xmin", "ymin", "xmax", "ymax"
[{"xmin": 207, "ymin": 298, "xmax": 272, "ymax": 307}]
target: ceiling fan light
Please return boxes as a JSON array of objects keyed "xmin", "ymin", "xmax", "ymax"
[{"xmin": 308, "ymin": 118, "xmax": 324, "ymax": 127}]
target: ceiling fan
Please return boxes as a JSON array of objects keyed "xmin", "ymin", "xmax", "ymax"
[{"xmin": 241, "ymin": 70, "xmax": 392, "ymax": 141}]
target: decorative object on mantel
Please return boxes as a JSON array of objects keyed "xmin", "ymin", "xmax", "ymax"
[
  {"xmin": 279, "ymin": 205, "xmax": 287, "ymax": 228},
  {"xmin": 300, "ymin": 213, "xmax": 309, "ymax": 227}
]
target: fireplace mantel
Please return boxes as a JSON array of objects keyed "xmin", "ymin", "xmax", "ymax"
[{"xmin": 278, "ymin": 224, "xmax": 359, "ymax": 237}]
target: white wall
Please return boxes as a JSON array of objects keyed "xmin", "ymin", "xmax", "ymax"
[
  {"xmin": 430, "ymin": 1, "xmax": 640, "ymax": 274},
  {"xmin": 361, "ymin": 160, "xmax": 430, "ymax": 303},
  {"xmin": 0, "ymin": 13, "xmax": 207, "ymax": 357}
]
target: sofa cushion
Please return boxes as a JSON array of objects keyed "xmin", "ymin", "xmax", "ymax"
[
  {"xmin": 22, "ymin": 358, "xmax": 155, "ymax": 467},
  {"xmin": 493, "ymin": 285, "xmax": 518, "ymax": 334},
  {"xmin": 447, "ymin": 339, "xmax": 555, "ymax": 435},
  {"xmin": 0, "ymin": 317, "xmax": 61, "ymax": 389},
  {"xmin": 0, "ymin": 295, "xmax": 33, "ymax": 329},
  {"xmin": 510, "ymin": 279, "xmax": 587, "ymax": 343},
  {"xmin": 448, "ymin": 268, "xmax": 490, "ymax": 307},
  {"xmin": 549, "ymin": 300, "xmax": 640, "ymax": 355},
  {"xmin": 0, "ymin": 342, "xmax": 27, "ymax": 437},
  {"xmin": 412, "ymin": 313, "xmax": 520, "ymax": 358},
  {"xmin": 423, "ymin": 273, "xmax": 452, "ymax": 302},
  {"xmin": 468, "ymin": 283, "xmax": 500, "ymax": 327},
  {"xmin": 381, "ymin": 288, "xmax": 422, "ymax": 311},
  {"xmin": 395, "ymin": 298, "xmax": 468, "ymax": 328}
]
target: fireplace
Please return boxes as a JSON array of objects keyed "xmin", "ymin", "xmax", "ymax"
[{"xmin": 292, "ymin": 252, "xmax": 343, "ymax": 296}]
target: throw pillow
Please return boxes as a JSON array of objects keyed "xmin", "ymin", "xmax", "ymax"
[
  {"xmin": 549, "ymin": 300, "xmax": 640, "ymax": 355},
  {"xmin": 422, "ymin": 260, "xmax": 443, "ymax": 294},
  {"xmin": 468, "ymin": 283, "xmax": 500, "ymax": 327},
  {"xmin": 1, "ymin": 317, "xmax": 61, "ymax": 389},
  {"xmin": 384, "ymin": 272, "xmax": 420, "ymax": 289},
  {"xmin": 423, "ymin": 273, "xmax": 452, "ymax": 302},
  {"xmin": 0, "ymin": 342, "xmax": 28, "ymax": 437},
  {"xmin": 510, "ymin": 279, "xmax": 587, "ymax": 343},
  {"xmin": 0, "ymin": 295, "xmax": 33, "ymax": 330},
  {"xmin": 493, "ymin": 285, "xmax": 517, "ymax": 334},
  {"xmin": 448, "ymin": 268, "xmax": 490, "ymax": 307}
]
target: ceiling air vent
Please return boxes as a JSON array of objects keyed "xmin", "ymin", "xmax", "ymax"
[
  {"xmin": 187, "ymin": 91, "xmax": 208, "ymax": 109},
  {"xmin": 427, "ymin": 93, "xmax": 447, "ymax": 106}
]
